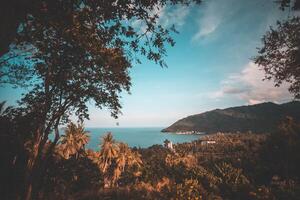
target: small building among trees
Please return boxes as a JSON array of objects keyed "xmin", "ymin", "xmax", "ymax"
[
  {"xmin": 200, "ymin": 140, "xmax": 216, "ymax": 146},
  {"xmin": 164, "ymin": 139, "xmax": 174, "ymax": 151}
]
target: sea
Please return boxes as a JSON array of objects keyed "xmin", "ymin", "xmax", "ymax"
[{"xmin": 83, "ymin": 127, "xmax": 204, "ymax": 150}]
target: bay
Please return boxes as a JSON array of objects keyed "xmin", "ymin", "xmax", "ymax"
[{"xmin": 84, "ymin": 127, "xmax": 204, "ymax": 150}]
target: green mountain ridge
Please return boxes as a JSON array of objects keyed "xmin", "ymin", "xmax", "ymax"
[{"xmin": 162, "ymin": 101, "xmax": 300, "ymax": 134}]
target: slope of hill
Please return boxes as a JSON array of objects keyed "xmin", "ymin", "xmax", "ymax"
[{"xmin": 162, "ymin": 101, "xmax": 300, "ymax": 134}]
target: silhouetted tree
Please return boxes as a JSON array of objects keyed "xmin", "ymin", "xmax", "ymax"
[
  {"xmin": 0, "ymin": 0, "xmax": 202, "ymax": 58},
  {"xmin": 255, "ymin": 0, "xmax": 300, "ymax": 99},
  {"xmin": 0, "ymin": 1, "xmax": 201, "ymax": 199},
  {"xmin": 276, "ymin": 0, "xmax": 300, "ymax": 10},
  {"xmin": 260, "ymin": 117, "xmax": 300, "ymax": 179},
  {"xmin": 0, "ymin": 102, "xmax": 40, "ymax": 199}
]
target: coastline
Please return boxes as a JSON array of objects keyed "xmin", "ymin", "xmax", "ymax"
[{"xmin": 163, "ymin": 131, "xmax": 206, "ymax": 135}]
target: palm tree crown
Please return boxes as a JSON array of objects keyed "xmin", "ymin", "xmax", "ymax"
[
  {"xmin": 99, "ymin": 132, "xmax": 119, "ymax": 173},
  {"xmin": 57, "ymin": 122, "xmax": 90, "ymax": 159}
]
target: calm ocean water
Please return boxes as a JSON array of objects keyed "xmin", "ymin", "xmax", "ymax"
[{"xmin": 84, "ymin": 127, "xmax": 203, "ymax": 150}]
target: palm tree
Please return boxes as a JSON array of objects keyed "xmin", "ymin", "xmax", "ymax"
[
  {"xmin": 57, "ymin": 122, "xmax": 90, "ymax": 159},
  {"xmin": 99, "ymin": 132, "xmax": 119, "ymax": 173},
  {"xmin": 98, "ymin": 132, "xmax": 119, "ymax": 188},
  {"xmin": 128, "ymin": 150, "xmax": 143, "ymax": 169},
  {"xmin": 95, "ymin": 133, "xmax": 143, "ymax": 187},
  {"xmin": 128, "ymin": 150, "xmax": 143, "ymax": 179},
  {"xmin": 113, "ymin": 143, "xmax": 143, "ymax": 185},
  {"xmin": 115, "ymin": 142, "xmax": 130, "ymax": 172}
]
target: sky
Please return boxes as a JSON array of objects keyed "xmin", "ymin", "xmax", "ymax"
[{"xmin": 0, "ymin": 0, "xmax": 295, "ymax": 127}]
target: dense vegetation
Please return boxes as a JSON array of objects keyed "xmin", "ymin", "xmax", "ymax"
[
  {"xmin": 2, "ymin": 106, "xmax": 299, "ymax": 199},
  {"xmin": 0, "ymin": 1, "xmax": 201, "ymax": 199},
  {"xmin": 1, "ymin": 0, "xmax": 299, "ymax": 199}
]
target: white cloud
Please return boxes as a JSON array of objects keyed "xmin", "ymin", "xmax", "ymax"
[
  {"xmin": 159, "ymin": 5, "xmax": 190, "ymax": 28},
  {"xmin": 131, "ymin": 4, "xmax": 190, "ymax": 34},
  {"xmin": 210, "ymin": 62, "xmax": 293, "ymax": 105},
  {"xmin": 192, "ymin": 0, "xmax": 240, "ymax": 41},
  {"xmin": 193, "ymin": 11, "xmax": 220, "ymax": 39},
  {"xmin": 192, "ymin": 0, "xmax": 223, "ymax": 40}
]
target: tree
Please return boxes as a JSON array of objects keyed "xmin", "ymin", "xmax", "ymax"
[
  {"xmin": 276, "ymin": 0, "xmax": 300, "ymax": 10},
  {"xmin": 254, "ymin": 0, "xmax": 300, "ymax": 99},
  {"xmin": 89, "ymin": 133, "xmax": 143, "ymax": 188},
  {"xmin": 57, "ymin": 122, "xmax": 90, "ymax": 159},
  {"xmin": 115, "ymin": 143, "xmax": 131, "ymax": 177},
  {"xmin": 0, "ymin": 102, "xmax": 15, "ymax": 199},
  {"xmin": 0, "ymin": 0, "xmax": 30, "ymax": 57},
  {"xmin": 113, "ymin": 142, "xmax": 143, "ymax": 186},
  {"xmin": 175, "ymin": 179, "xmax": 208, "ymax": 200},
  {"xmin": 97, "ymin": 132, "xmax": 119, "ymax": 188},
  {"xmin": 0, "ymin": 102, "xmax": 41, "ymax": 199},
  {"xmin": 0, "ymin": 0, "xmax": 201, "ymax": 58},
  {"xmin": 260, "ymin": 117, "xmax": 300, "ymax": 179},
  {"xmin": 0, "ymin": 1, "xmax": 201, "ymax": 199}
]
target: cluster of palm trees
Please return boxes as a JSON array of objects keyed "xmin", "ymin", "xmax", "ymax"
[
  {"xmin": 56, "ymin": 123, "xmax": 143, "ymax": 188},
  {"xmin": 93, "ymin": 132, "xmax": 143, "ymax": 188}
]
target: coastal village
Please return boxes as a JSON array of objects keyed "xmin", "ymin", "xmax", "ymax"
[{"xmin": 163, "ymin": 133, "xmax": 219, "ymax": 152}]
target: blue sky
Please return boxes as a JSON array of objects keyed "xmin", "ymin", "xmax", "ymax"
[{"xmin": 0, "ymin": 0, "xmax": 294, "ymax": 127}]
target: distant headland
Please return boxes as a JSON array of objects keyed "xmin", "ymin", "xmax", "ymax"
[{"xmin": 162, "ymin": 101, "xmax": 300, "ymax": 134}]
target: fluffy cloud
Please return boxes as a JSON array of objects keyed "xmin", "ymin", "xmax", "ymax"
[{"xmin": 211, "ymin": 62, "xmax": 293, "ymax": 104}]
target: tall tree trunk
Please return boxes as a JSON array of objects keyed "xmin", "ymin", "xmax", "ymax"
[
  {"xmin": 27, "ymin": 118, "xmax": 61, "ymax": 199},
  {"xmin": 33, "ymin": 126, "xmax": 60, "ymax": 199},
  {"xmin": 23, "ymin": 127, "xmax": 43, "ymax": 200},
  {"xmin": 23, "ymin": 83, "xmax": 67, "ymax": 199}
]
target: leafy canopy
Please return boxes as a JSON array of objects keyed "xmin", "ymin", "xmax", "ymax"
[
  {"xmin": 0, "ymin": 0, "xmax": 201, "ymax": 129},
  {"xmin": 255, "ymin": 0, "xmax": 300, "ymax": 99}
]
